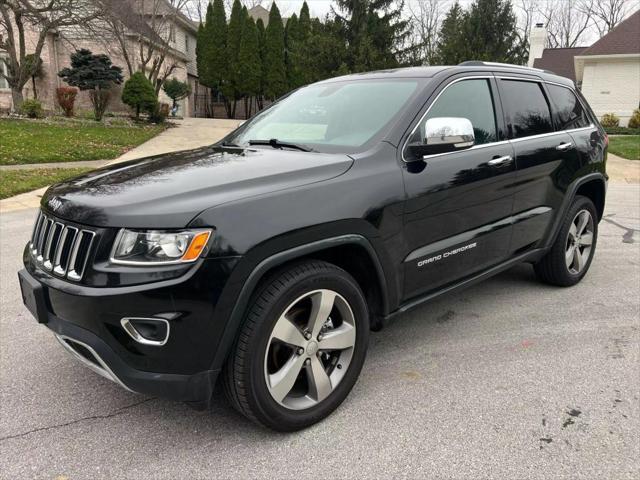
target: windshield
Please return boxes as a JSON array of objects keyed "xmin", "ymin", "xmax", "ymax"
[{"xmin": 225, "ymin": 79, "xmax": 421, "ymax": 153}]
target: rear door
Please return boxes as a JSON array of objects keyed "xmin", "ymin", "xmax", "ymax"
[
  {"xmin": 546, "ymin": 83, "xmax": 604, "ymax": 176},
  {"xmin": 496, "ymin": 77, "xmax": 581, "ymax": 254},
  {"xmin": 401, "ymin": 75, "xmax": 516, "ymax": 300}
]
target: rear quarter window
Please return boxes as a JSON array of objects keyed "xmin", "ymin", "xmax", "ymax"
[
  {"xmin": 499, "ymin": 79, "xmax": 553, "ymax": 139},
  {"xmin": 547, "ymin": 84, "xmax": 591, "ymax": 130}
]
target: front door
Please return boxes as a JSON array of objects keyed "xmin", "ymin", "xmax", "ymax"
[{"xmin": 401, "ymin": 76, "xmax": 517, "ymax": 300}]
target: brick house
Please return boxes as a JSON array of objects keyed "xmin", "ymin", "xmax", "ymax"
[
  {"xmin": 528, "ymin": 10, "xmax": 640, "ymax": 126},
  {"xmin": 0, "ymin": 0, "xmax": 202, "ymax": 117}
]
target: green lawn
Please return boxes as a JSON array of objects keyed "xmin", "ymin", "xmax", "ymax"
[
  {"xmin": 609, "ymin": 135, "xmax": 639, "ymax": 160},
  {"xmin": 0, "ymin": 119, "xmax": 165, "ymax": 165},
  {"xmin": 0, "ymin": 168, "xmax": 92, "ymax": 200}
]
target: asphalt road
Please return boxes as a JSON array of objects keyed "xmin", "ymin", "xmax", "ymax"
[{"xmin": 1, "ymin": 184, "xmax": 638, "ymax": 479}]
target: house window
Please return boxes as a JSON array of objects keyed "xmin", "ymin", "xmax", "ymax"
[
  {"xmin": 0, "ymin": 54, "xmax": 8, "ymax": 89},
  {"xmin": 185, "ymin": 34, "xmax": 189, "ymax": 52},
  {"xmin": 169, "ymin": 25, "xmax": 176, "ymax": 43}
]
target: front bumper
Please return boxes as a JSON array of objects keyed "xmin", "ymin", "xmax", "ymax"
[
  {"xmin": 19, "ymin": 251, "xmax": 240, "ymax": 407},
  {"xmin": 46, "ymin": 311, "xmax": 219, "ymax": 405}
]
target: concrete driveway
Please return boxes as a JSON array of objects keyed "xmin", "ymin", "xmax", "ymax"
[{"xmin": 1, "ymin": 183, "xmax": 638, "ymax": 479}]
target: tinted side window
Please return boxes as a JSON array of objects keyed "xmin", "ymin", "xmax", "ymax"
[
  {"xmin": 547, "ymin": 84, "xmax": 590, "ymax": 130},
  {"xmin": 500, "ymin": 80, "xmax": 553, "ymax": 138},
  {"xmin": 421, "ymin": 79, "xmax": 497, "ymax": 145}
]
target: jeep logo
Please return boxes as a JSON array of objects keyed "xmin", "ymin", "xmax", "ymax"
[{"xmin": 48, "ymin": 197, "xmax": 63, "ymax": 212}]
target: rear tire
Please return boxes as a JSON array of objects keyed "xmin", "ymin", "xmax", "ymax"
[
  {"xmin": 223, "ymin": 260, "xmax": 369, "ymax": 431},
  {"xmin": 534, "ymin": 195, "xmax": 598, "ymax": 287}
]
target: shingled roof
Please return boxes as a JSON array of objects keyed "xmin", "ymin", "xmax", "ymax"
[
  {"xmin": 580, "ymin": 10, "xmax": 640, "ymax": 56},
  {"xmin": 533, "ymin": 47, "xmax": 587, "ymax": 81}
]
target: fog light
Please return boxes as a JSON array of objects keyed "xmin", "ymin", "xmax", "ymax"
[{"xmin": 121, "ymin": 317, "xmax": 170, "ymax": 346}]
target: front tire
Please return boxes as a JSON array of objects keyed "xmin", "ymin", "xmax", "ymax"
[
  {"xmin": 223, "ymin": 260, "xmax": 369, "ymax": 431},
  {"xmin": 534, "ymin": 195, "xmax": 598, "ymax": 286}
]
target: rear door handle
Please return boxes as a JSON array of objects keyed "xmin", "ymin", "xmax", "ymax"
[
  {"xmin": 488, "ymin": 155, "xmax": 512, "ymax": 166},
  {"xmin": 556, "ymin": 142, "xmax": 574, "ymax": 151}
]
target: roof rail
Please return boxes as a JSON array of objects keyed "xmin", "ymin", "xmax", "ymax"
[{"xmin": 458, "ymin": 61, "xmax": 556, "ymax": 75}]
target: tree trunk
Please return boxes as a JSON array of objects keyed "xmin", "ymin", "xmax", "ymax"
[
  {"xmin": 11, "ymin": 88, "xmax": 24, "ymax": 112},
  {"xmin": 31, "ymin": 76, "xmax": 38, "ymax": 99}
]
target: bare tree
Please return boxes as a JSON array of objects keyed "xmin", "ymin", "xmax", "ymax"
[
  {"xmin": 0, "ymin": 0, "xmax": 102, "ymax": 110},
  {"xmin": 406, "ymin": 0, "xmax": 446, "ymax": 65},
  {"xmin": 99, "ymin": 0, "xmax": 191, "ymax": 93},
  {"xmin": 586, "ymin": 0, "xmax": 634, "ymax": 36},
  {"xmin": 514, "ymin": 0, "xmax": 538, "ymax": 54},
  {"xmin": 538, "ymin": 0, "xmax": 595, "ymax": 48}
]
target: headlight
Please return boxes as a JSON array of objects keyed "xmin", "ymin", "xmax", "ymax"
[{"xmin": 110, "ymin": 229, "xmax": 212, "ymax": 265}]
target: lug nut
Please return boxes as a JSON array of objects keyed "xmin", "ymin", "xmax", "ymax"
[
  {"xmin": 304, "ymin": 331, "xmax": 312, "ymax": 340},
  {"xmin": 317, "ymin": 334, "xmax": 323, "ymax": 341},
  {"xmin": 297, "ymin": 347, "xmax": 304, "ymax": 355},
  {"xmin": 337, "ymin": 364, "xmax": 342, "ymax": 369},
  {"xmin": 304, "ymin": 358, "xmax": 311, "ymax": 366}
]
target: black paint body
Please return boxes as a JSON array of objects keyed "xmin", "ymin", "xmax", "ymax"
[{"xmin": 20, "ymin": 65, "xmax": 607, "ymax": 405}]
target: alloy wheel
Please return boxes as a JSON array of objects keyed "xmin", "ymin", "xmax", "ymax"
[
  {"xmin": 565, "ymin": 209, "xmax": 594, "ymax": 274},
  {"xmin": 263, "ymin": 289, "xmax": 356, "ymax": 410}
]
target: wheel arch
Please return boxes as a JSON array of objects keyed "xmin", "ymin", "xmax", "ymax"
[
  {"xmin": 575, "ymin": 177, "xmax": 606, "ymax": 221},
  {"xmin": 544, "ymin": 173, "xmax": 607, "ymax": 249},
  {"xmin": 210, "ymin": 235, "xmax": 390, "ymax": 373}
]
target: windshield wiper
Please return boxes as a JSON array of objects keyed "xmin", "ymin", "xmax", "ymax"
[{"xmin": 248, "ymin": 138, "xmax": 314, "ymax": 152}]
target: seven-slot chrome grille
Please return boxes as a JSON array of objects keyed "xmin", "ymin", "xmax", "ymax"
[{"xmin": 29, "ymin": 210, "xmax": 96, "ymax": 281}]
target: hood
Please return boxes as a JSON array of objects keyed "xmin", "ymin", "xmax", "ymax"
[{"xmin": 42, "ymin": 146, "xmax": 353, "ymax": 228}]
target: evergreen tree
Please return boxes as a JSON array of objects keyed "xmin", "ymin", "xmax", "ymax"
[
  {"xmin": 285, "ymin": 13, "xmax": 302, "ymax": 90},
  {"xmin": 436, "ymin": 2, "xmax": 468, "ymax": 64},
  {"xmin": 255, "ymin": 18, "xmax": 267, "ymax": 109},
  {"xmin": 207, "ymin": 0, "xmax": 228, "ymax": 89},
  {"xmin": 298, "ymin": 1, "xmax": 311, "ymax": 39},
  {"xmin": 238, "ymin": 14, "xmax": 261, "ymax": 117},
  {"xmin": 464, "ymin": 0, "xmax": 524, "ymax": 64},
  {"xmin": 436, "ymin": 0, "xmax": 524, "ymax": 65},
  {"xmin": 58, "ymin": 49, "xmax": 123, "ymax": 121},
  {"xmin": 224, "ymin": 0, "xmax": 245, "ymax": 116},
  {"xmin": 196, "ymin": 0, "xmax": 228, "ymax": 116},
  {"xmin": 305, "ymin": 16, "xmax": 349, "ymax": 82},
  {"xmin": 333, "ymin": 0, "xmax": 409, "ymax": 72},
  {"xmin": 264, "ymin": 2, "xmax": 287, "ymax": 99},
  {"xmin": 121, "ymin": 71, "xmax": 157, "ymax": 118},
  {"xmin": 196, "ymin": 22, "xmax": 209, "ymax": 86},
  {"xmin": 162, "ymin": 78, "xmax": 191, "ymax": 114}
]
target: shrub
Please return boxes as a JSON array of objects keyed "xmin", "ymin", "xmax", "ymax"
[
  {"xmin": 162, "ymin": 78, "xmax": 191, "ymax": 115},
  {"xmin": 20, "ymin": 99, "xmax": 44, "ymax": 118},
  {"xmin": 628, "ymin": 109, "xmax": 640, "ymax": 129},
  {"xmin": 604, "ymin": 126, "xmax": 640, "ymax": 135},
  {"xmin": 600, "ymin": 113, "xmax": 620, "ymax": 128},
  {"xmin": 58, "ymin": 49, "xmax": 123, "ymax": 121},
  {"xmin": 122, "ymin": 72, "xmax": 157, "ymax": 118},
  {"xmin": 149, "ymin": 102, "xmax": 169, "ymax": 124},
  {"xmin": 56, "ymin": 87, "xmax": 78, "ymax": 117}
]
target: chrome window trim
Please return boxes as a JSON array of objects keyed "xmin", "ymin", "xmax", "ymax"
[
  {"xmin": 401, "ymin": 75, "xmax": 497, "ymax": 163},
  {"xmin": 120, "ymin": 317, "xmax": 171, "ymax": 347},
  {"xmin": 54, "ymin": 334, "xmax": 135, "ymax": 392},
  {"xmin": 401, "ymin": 74, "xmax": 597, "ymax": 163}
]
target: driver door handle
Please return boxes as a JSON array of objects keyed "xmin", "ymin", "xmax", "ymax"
[
  {"xmin": 556, "ymin": 142, "xmax": 574, "ymax": 151},
  {"xmin": 488, "ymin": 155, "xmax": 512, "ymax": 166}
]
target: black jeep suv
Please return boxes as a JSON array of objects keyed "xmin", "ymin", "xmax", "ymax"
[{"xmin": 19, "ymin": 63, "xmax": 607, "ymax": 431}]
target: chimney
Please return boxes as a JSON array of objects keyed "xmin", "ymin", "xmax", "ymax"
[{"xmin": 528, "ymin": 23, "xmax": 547, "ymax": 67}]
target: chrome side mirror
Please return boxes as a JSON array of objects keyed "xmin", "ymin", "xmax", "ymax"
[{"xmin": 407, "ymin": 117, "xmax": 475, "ymax": 159}]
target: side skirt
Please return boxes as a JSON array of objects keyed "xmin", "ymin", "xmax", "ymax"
[{"xmin": 382, "ymin": 248, "xmax": 547, "ymax": 324}]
